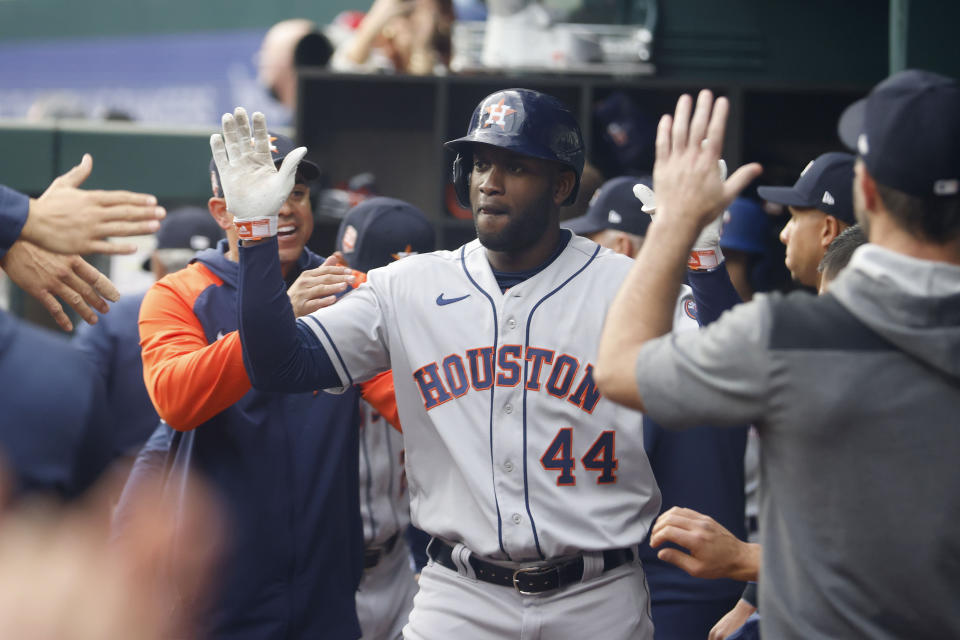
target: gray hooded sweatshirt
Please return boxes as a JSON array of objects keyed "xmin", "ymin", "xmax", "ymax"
[{"xmin": 635, "ymin": 244, "xmax": 960, "ymax": 639}]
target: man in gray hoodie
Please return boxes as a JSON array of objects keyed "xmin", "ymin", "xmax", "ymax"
[{"xmin": 595, "ymin": 70, "xmax": 960, "ymax": 639}]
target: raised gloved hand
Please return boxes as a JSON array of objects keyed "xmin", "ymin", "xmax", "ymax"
[
  {"xmin": 632, "ymin": 158, "xmax": 728, "ymax": 271},
  {"xmin": 209, "ymin": 107, "xmax": 307, "ymax": 240}
]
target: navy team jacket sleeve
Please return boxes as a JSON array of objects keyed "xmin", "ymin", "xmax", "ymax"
[
  {"xmin": 0, "ymin": 185, "xmax": 30, "ymax": 258},
  {"xmin": 685, "ymin": 264, "xmax": 743, "ymax": 327},
  {"xmin": 238, "ymin": 237, "xmax": 342, "ymax": 392}
]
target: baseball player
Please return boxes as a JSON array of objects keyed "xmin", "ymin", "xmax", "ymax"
[
  {"xmin": 217, "ymin": 90, "xmax": 697, "ymax": 639},
  {"xmin": 336, "ymin": 197, "xmax": 435, "ymax": 640}
]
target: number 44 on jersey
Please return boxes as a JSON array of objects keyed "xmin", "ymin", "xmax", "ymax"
[{"xmin": 541, "ymin": 428, "xmax": 618, "ymax": 486}]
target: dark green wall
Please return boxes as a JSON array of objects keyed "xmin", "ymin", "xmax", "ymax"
[{"xmin": 0, "ymin": 0, "xmax": 361, "ymax": 41}]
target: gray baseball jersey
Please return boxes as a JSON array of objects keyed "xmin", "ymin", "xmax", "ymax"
[{"xmin": 301, "ymin": 234, "xmax": 698, "ymax": 561}]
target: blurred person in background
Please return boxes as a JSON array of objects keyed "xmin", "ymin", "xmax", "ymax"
[
  {"xmin": 1, "ymin": 154, "xmax": 163, "ymax": 499},
  {"xmin": 258, "ymin": 19, "xmax": 334, "ymax": 114},
  {"xmin": 564, "ymin": 175, "xmax": 650, "ymax": 253},
  {"xmin": 73, "ymin": 206, "xmax": 224, "ymax": 472},
  {"xmin": 330, "ymin": 0, "xmax": 454, "ymax": 74}
]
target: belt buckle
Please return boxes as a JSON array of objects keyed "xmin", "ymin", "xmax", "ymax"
[{"xmin": 512, "ymin": 565, "xmax": 556, "ymax": 595}]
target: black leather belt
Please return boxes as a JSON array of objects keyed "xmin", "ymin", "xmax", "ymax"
[
  {"xmin": 363, "ymin": 530, "xmax": 400, "ymax": 569},
  {"xmin": 426, "ymin": 538, "xmax": 635, "ymax": 595}
]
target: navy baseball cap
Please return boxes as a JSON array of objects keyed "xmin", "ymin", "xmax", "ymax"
[
  {"xmin": 336, "ymin": 197, "xmax": 435, "ymax": 273},
  {"xmin": 142, "ymin": 205, "xmax": 224, "ymax": 270},
  {"xmin": 720, "ymin": 197, "xmax": 770, "ymax": 254},
  {"xmin": 757, "ymin": 152, "xmax": 856, "ymax": 225},
  {"xmin": 838, "ymin": 69, "xmax": 960, "ymax": 198},
  {"xmin": 564, "ymin": 175, "xmax": 652, "ymax": 237},
  {"xmin": 209, "ymin": 131, "xmax": 320, "ymax": 198}
]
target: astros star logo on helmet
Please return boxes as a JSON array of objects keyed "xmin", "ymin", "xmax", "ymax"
[{"xmin": 482, "ymin": 98, "xmax": 517, "ymax": 129}]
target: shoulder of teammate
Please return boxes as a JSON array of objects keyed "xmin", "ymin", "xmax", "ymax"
[
  {"xmin": 361, "ymin": 249, "xmax": 458, "ymax": 289},
  {"xmin": 140, "ymin": 262, "xmax": 221, "ymax": 321}
]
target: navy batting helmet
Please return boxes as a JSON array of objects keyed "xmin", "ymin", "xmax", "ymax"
[{"xmin": 444, "ymin": 88, "xmax": 585, "ymax": 208}]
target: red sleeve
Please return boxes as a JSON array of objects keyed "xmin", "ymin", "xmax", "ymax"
[
  {"xmin": 359, "ymin": 370, "xmax": 401, "ymax": 432},
  {"xmin": 139, "ymin": 264, "xmax": 251, "ymax": 431}
]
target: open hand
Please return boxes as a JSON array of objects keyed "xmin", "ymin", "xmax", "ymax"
[
  {"xmin": 210, "ymin": 108, "xmax": 306, "ymax": 237},
  {"xmin": 649, "ymin": 506, "xmax": 760, "ymax": 582},
  {"xmin": 651, "ymin": 90, "xmax": 761, "ymax": 234},
  {"xmin": 287, "ymin": 254, "xmax": 357, "ymax": 317},
  {"xmin": 0, "ymin": 240, "xmax": 120, "ymax": 331},
  {"xmin": 21, "ymin": 154, "xmax": 164, "ymax": 255}
]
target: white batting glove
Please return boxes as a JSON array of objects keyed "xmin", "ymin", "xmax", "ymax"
[
  {"xmin": 632, "ymin": 159, "xmax": 727, "ymax": 271},
  {"xmin": 209, "ymin": 107, "xmax": 307, "ymax": 240}
]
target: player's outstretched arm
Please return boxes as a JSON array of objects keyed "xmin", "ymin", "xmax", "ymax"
[
  {"xmin": 595, "ymin": 90, "xmax": 761, "ymax": 410},
  {"xmin": 0, "ymin": 240, "xmax": 120, "ymax": 332},
  {"xmin": 649, "ymin": 506, "xmax": 760, "ymax": 582},
  {"xmin": 209, "ymin": 107, "xmax": 343, "ymax": 393},
  {"xmin": 238, "ymin": 238, "xmax": 343, "ymax": 392},
  {"xmin": 19, "ymin": 154, "xmax": 165, "ymax": 256}
]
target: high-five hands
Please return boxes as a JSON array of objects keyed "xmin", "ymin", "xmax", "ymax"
[
  {"xmin": 647, "ymin": 90, "xmax": 762, "ymax": 238},
  {"xmin": 21, "ymin": 154, "xmax": 164, "ymax": 256},
  {"xmin": 209, "ymin": 108, "xmax": 307, "ymax": 240},
  {"xmin": 633, "ymin": 154, "xmax": 730, "ymax": 270},
  {"xmin": 0, "ymin": 241, "xmax": 120, "ymax": 332}
]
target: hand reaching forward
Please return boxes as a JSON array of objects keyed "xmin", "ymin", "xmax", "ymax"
[
  {"xmin": 21, "ymin": 154, "xmax": 165, "ymax": 255},
  {"xmin": 0, "ymin": 240, "xmax": 120, "ymax": 331},
  {"xmin": 209, "ymin": 108, "xmax": 306, "ymax": 239},
  {"xmin": 649, "ymin": 506, "xmax": 760, "ymax": 582},
  {"xmin": 651, "ymin": 90, "xmax": 762, "ymax": 235},
  {"xmin": 288, "ymin": 254, "xmax": 357, "ymax": 317}
]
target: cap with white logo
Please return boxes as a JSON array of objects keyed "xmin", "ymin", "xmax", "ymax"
[
  {"xmin": 838, "ymin": 69, "xmax": 960, "ymax": 198},
  {"xmin": 564, "ymin": 175, "xmax": 652, "ymax": 237},
  {"xmin": 757, "ymin": 152, "xmax": 856, "ymax": 225}
]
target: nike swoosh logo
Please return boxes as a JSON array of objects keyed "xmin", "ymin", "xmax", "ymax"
[{"xmin": 436, "ymin": 293, "xmax": 470, "ymax": 306}]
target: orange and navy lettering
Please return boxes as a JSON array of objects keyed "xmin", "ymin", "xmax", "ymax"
[
  {"xmin": 524, "ymin": 347, "xmax": 554, "ymax": 391},
  {"xmin": 412, "ymin": 362, "xmax": 453, "ymax": 410},
  {"xmin": 413, "ymin": 345, "xmax": 603, "ymax": 413},
  {"xmin": 496, "ymin": 344, "xmax": 523, "ymax": 387},
  {"xmin": 466, "ymin": 347, "xmax": 494, "ymax": 391}
]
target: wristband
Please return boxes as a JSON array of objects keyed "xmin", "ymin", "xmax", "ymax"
[
  {"xmin": 234, "ymin": 216, "xmax": 277, "ymax": 240},
  {"xmin": 687, "ymin": 248, "xmax": 723, "ymax": 271}
]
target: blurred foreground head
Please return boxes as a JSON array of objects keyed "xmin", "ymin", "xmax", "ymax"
[{"xmin": 0, "ymin": 466, "xmax": 223, "ymax": 640}]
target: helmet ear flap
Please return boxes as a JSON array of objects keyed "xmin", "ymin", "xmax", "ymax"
[
  {"xmin": 452, "ymin": 152, "xmax": 472, "ymax": 208},
  {"xmin": 562, "ymin": 175, "xmax": 580, "ymax": 207}
]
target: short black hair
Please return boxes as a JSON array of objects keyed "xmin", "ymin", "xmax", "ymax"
[
  {"xmin": 875, "ymin": 182, "xmax": 960, "ymax": 244},
  {"xmin": 818, "ymin": 224, "xmax": 867, "ymax": 281}
]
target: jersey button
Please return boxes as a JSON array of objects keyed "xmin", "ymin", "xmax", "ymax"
[
  {"xmin": 504, "ymin": 404, "xmax": 513, "ymax": 414},
  {"xmin": 512, "ymin": 513, "xmax": 522, "ymax": 524},
  {"xmin": 507, "ymin": 318, "xmax": 517, "ymax": 330},
  {"xmin": 504, "ymin": 461, "xmax": 514, "ymax": 472}
]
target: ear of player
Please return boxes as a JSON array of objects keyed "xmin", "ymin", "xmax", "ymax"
[
  {"xmin": 210, "ymin": 107, "xmax": 307, "ymax": 240},
  {"xmin": 633, "ymin": 156, "xmax": 728, "ymax": 270}
]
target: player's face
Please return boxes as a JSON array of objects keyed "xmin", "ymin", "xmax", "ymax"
[
  {"xmin": 277, "ymin": 178, "xmax": 313, "ymax": 269},
  {"xmin": 469, "ymin": 145, "xmax": 559, "ymax": 253},
  {"xmin": 779, "ymin": 206, "xmax": 828, "ymax": 287}
]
